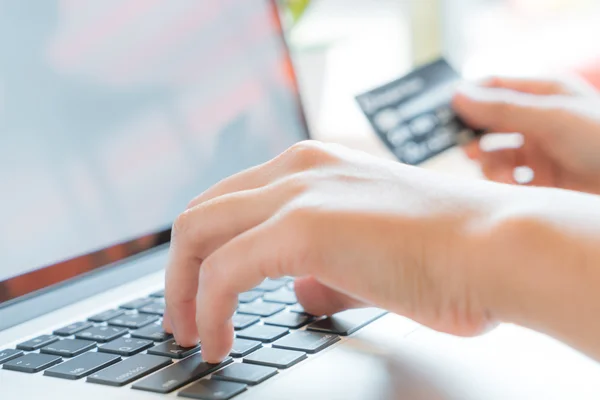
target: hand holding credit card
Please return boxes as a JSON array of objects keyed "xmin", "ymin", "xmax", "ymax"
[{"xmin": 356, "ymin": 58, "xmax": 480, "ymax": 165}]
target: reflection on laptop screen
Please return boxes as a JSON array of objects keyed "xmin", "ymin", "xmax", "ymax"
[{"xmin": 0, "ymin": 0, "xmax": 307, "ymax": 283}]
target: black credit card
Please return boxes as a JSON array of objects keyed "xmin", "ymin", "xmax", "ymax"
[{"xmin": 356, "ymin": 58, "xmax": 478, "ymax": 165}]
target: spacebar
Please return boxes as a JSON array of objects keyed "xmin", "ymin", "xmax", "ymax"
[
  {"xmin": 132, "ymin": 354, "xmax": 233, "ymax": 394},
  {"xmin": 307, "ymin": 308, "xmax": 387, "ymax": 336}
]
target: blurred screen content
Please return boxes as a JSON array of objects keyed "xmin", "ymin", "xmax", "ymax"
[{"xmin": 0, "ymin": 0, "xmax": 306, "ymax": 282}]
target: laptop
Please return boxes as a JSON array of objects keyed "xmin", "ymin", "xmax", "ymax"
[{"xmin": 1, "ymin": 1, "xmax": 600, "ymax": 399}]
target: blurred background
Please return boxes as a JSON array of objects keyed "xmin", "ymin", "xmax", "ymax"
[{"xmin": 278, "ymin": 0, "xmax": 600, "ymax": 172}]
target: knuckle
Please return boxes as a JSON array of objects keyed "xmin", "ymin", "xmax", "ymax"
[
  {"xmin": 283, "ymin": 140, "xmax": 335, "ymax": 170},
  {"xmin": 172, "ymin": 209, "xmax": 194, "ymax": 240}
]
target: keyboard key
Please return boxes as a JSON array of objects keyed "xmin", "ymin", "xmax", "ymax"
[
  {"xmin": 88, "ymin": 309, "xmax": 124, "ymax": 323},
  {"xmin": 0, "ymin": 349, "xmax": 23, "ymax": 365},
  {"xmin": 131, "ymin": 323, "xmax": 172, "ymax": 342},
  {"xmin": 108, "ymin": 313, "xmax": 159, "ymax": 329},
  {"xmin": 17, "ymin": 334, "xmax": 60, "ymax": 351},
  {"xmin": 237, "ymin": 302, "xmax": 285, "ymax": 317},
  {"xmin": 272, "ymin": 331, "xmax": 340, "ymax": 354},
  {"xmin": 139, "ymin": 302, "xmax": 165, "ymax": 316},
  {"xmin": 178, "ymin": 379, "xmax": 247, "ymax": 400},
  {"xmin": 53, "ymin": 321, "xmax": 94, "ymax": 336},
  {"xmin": 307, "ymin": 308, "xmax": 387, "ymax": 336},
  {"xmin": 238, "ymin": 291, "xmax": 263, "ymax": 303},
  {"xmin": 86, "ymin": 353, "xmax": 172, "ymax": 387},
  {"xmin": 98, "ymin": 337, "xmax": 153, "ymax": 356},
  {"xmin": 75, "ymin": 326, "xmax": 128, "ymax": 342},
  {"xmin": 3, "ymin": 353, "xmax": 62, "ymax": 373},
  {"xmin": 253, "ymin": 279, "xmax": 286, "ymax": 292},
  {"xmin": 264, "ymin": 312, "xmax": 313, "ymax": 329},
  {"xmin": 232, "ymin": 314, "xmax": 260, "ymax": 330},
  {"xmin": 263, "ymin": 289, "xmax": 297, "ymax": 305},
  {"xmin": 149, "ymin": 289, "xmax": 164, "ymax": 298},
  {"xmin": 132, "ymin": 354, "xmax": 233, "ymax": 394},
  {"xmin": 41, "ymin": 339, "xmax": 96, "ymax": 357},
  {"xmin": 212, "ymin": 363, "xmax": 277, "ymax": 385},
  {"xmin": 148, "ymin": 339, "xmax": 201, "ymax": 359},
  {"xmin": 243, "ymin": 347, "xmax": 306, "ymax": 369},
  {"xmin": 120, "ymin": 298, "xmax": 154, "ymax": 310},
  {"xmin": 236, "ymin": 325, "xmax": 288, "ymax": 343},
  {"xmin": 289, "ymin": 304, "xmax": 309, "ymax": 314},
  {"xmin": 44, "ymin": 352, "xmax": 121, "ymax": 380},
  {"xmin": 229, "ymin": 338, "xmax": 261, "ymax": 358}
]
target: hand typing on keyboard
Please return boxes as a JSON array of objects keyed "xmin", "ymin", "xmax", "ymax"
[{"xmin": 165, "ymin": 139, "xmax": 600, "ymax": 363}]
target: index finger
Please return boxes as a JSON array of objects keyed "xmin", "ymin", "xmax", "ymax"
[
  {"xmin": 195, "ymin": 218, "xmax": 318, "ymax": 363},
  {"xmin": 452, "ymin": 84, "xmax": 564, "ymax": 136}
]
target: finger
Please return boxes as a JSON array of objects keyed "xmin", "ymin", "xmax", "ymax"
[
  {"xmin": 186, "ymin": 140, "xmax": 329, "ymax": 209},
  {"xmin": 481, "ymin": 76, "xmax": 573, "ymax": 96},
  {"xmin": 452, "ymin": 85, "xmax": 564, "ymax": 135},
  {"xmin": 479, "ymin": 148, "xmax": 521, "ymax": 184},
  {"xmin": 462, "ymin": 138, "xmax": 482, "ymax": 161},
  {"xmin": 162, "ymin": 310, "xmax": 173, "ymax": 334},
  {"xmin": 165, "ymin": 186, "xmax": 291, "ymax": 347},
  {"xmin": 196, "ymin": 218, "xmax": 317, "ymax": 362},
  {"xmin": 294, "ymin": 276, "xmax": 365, "ymax": 316}
]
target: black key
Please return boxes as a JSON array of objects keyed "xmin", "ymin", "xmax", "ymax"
[
  {"xmin": 307, "ymin": 308, "xmax": 387, "ymax": 336},
  {"xmin": 243, "ymin": 347, "xmax": 306, "ymax": 369},
  {"xmin": 132, "ymin": 354, "xmax": 233, "ymax": 394},
  {"xmin": 108, "ymin": 313, "xmax": 159, "ymax": 329},
  {"xmin": 148, "ymin": 338, "xmax": 200, "ymax": 359},
  {"xmin": 236, "ymin": 325, "xmax": 288, "ymax": 343},
  {"xmin": 0, "ymin": 349, "xmax": 23, "ymax": 365},
  {"xmin": 232, "ymin": 314, "xmax": 260, "ymax": 330},
  {"xmin": 229, "ymin": 338, "xmax": 262, "ymax": 358},
  {"xmin": 237, "ymin": 302, "xmax": 285, "ymax": 317},
  {"xmin": 88, "ymin": 309, "xmax": 124, "ymax": 323},
  {"xmin": 264, "ymin": 312, "xmax": 313, "ymax": 329},
  {"xmin": 238, "ymin": 291, "xmax": 263, "ymax": 303},
  {"xmin": 212, "ymin": 363, "xmax": 277, "ymax": 385},
  {"xmin": 41, "ymin": 339, "xmax": 96, "ymax": 357},
  {"xmin": 99, "ymin": 337, "xmax": 153, "ymax": 356},
  {"xmin": 272, "ymin": 331, "xmax": 340, "ymax": 354},
  {"xmin": 17, "ymin": 334, "xmax": 60, "ymax": 351},
  {"xmin": 44, "ymin": 352, "xmax": 121, "ymax": 380},
  {"xmin": 53, "ymin": 321, "xmax": 94, "ymax": 336},
  {"xmin": 139, "ymin": 302, "xmax": 165, "ymax": 316},
  {"xmin": 3, "ymin": 353, "xmax": 62, "ymax": 373},
  {"xmin": 178, "ymin": 380, "xmax": 247, "ymax": 400},
  {"xmin": 120, "ymin": 298, "xmax": 154, "ymax": 310},
  {"xmin": 86, "ymin": 353, "xmax": 172, "ymax": 387},
  {"xmin": 253, "ymin": 279, "xmax": 286, "ymax": 292},
  {"xmin": 149, "ymin": 289, "xmax": 164, "ymax": 298},
  {"xmin": 75, "ymin": 326, "xmax": 128, "ymax": 342},
  {"xmin": 262, "ymin": 289, "xmax": 297, "ymax": 305},
  {"xmin": 131, "ymin": 323, "xmax": 172, "ymax": 342}
]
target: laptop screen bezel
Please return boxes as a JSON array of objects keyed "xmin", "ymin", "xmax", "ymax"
[{"xmin": 0, "ymin": 0, "xmax": 310, "ymax": 312}]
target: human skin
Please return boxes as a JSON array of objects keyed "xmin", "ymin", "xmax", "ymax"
[{"xmin": 162, "ymin": 139, "xmax": 600, "ymax": 364}]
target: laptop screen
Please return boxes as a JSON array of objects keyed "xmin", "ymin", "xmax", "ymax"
[{"xmin": 0, "ymin": 0, "xmax": 308, "ymax": 304}]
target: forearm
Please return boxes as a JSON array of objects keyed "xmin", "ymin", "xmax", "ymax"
[{"xmin": 479, "ymin": 186, "xmax": 600, "ymax": 360}]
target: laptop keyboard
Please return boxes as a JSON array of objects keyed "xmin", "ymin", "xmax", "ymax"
[{"xmin": 0, "ymin": 277, "xmax": 386, "ymax": 399}]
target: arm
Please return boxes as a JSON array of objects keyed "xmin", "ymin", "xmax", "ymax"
[
  {"xmin": 479, "ymin": 186, "xmax": 600, "ymax": 360},
  {"xmin": 163, "ymin": 140, "xmax": 600, "ymax": 363}
]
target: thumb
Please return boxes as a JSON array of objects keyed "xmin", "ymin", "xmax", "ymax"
[
  {"xmin": 294, "ymin": 276, "xmax": 366, "ymax": 316},
  {"xmin": 452, "ymin": 84, "xmax": 566, "ymax": 137}
]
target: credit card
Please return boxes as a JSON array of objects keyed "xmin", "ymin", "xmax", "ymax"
[{"xmin": 356, "ymin": 58, "xmax": 478, "ymax": 165}]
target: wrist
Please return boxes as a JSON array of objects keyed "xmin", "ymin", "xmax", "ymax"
[{"xmin": 473, "ymin": 186, "xmax": 600, "ymax": 357}]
